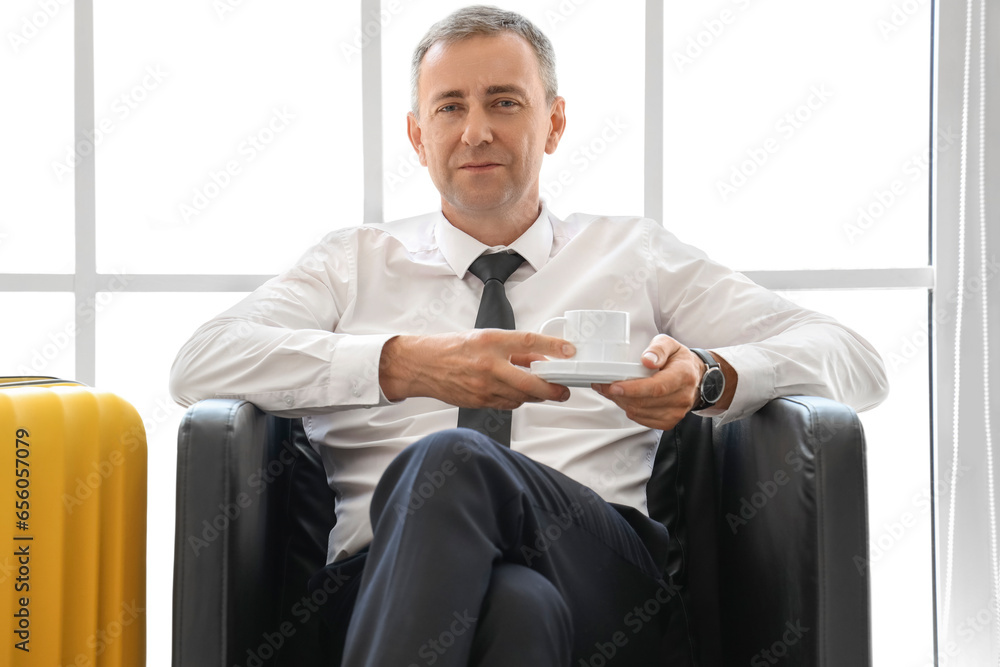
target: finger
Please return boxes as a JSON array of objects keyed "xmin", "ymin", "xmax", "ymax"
[
  {"xmin": 595, "ymin": 376, "xmax": 692, "ymax": 415},
  {"xmin": 611, "ymin": 349, "xmax": 702, "ymax": 397},
  {"xmin": 509, "ymin": 352, "xmax": 551, "ymax": 368},
  {"xmin": 623, "ymin": 405, "xmax": 690, "ymax": 431},
  {"xmin": 603, "ymin": 374, "xmax": 679, "ymax": 400},
  {"xmin": 466, "ymin": 379, "xmax": 549, "ymax": 409},
  {"xmin": 524, "ymin": 331, "xmax": 576, "ymax": 359},
  {"xmin": 620, "ymin": 391, "xmax": 692, "ymax": 415},
  {"xmin": 592, "ymin": 383, "xmax": 673, "ymax": 413},
  {"xmin": 482, "ymin": 329, "xmax": 575, "ymax": 359},
  {"xmin": 592, "ymin": 385, "xmax": 627, "ymax": 411},
  {"xmin": 496, "ymin": 363, "xmax": 571, "ymax": 403},
  {"xmin": 640, "ymin": 333, "xmax": 685, "ymax": 369},
  {"xmin": 592, "ymin": 387, "xmax": 688, "ymax": 430},
  {"xmin": 455, "ymin": 346, "xmax": 569, "ymax": 406}
]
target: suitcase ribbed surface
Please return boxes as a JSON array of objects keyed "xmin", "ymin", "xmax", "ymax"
[{"xmin": 1, "ymin": 379, "xmax": 146, "ymax": 666}]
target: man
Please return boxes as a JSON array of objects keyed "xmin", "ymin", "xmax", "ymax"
[{"xmin": 170, "ymin": 5, "xmax": 888, "ymax": 666}]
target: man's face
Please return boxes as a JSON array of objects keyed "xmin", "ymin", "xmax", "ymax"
[{"xmin": 407, "ymin": 32, "xmax": 565, "ymax": 220}]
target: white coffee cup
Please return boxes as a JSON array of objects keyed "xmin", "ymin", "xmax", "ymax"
[{"xmin": 539, "ymin": 310, "xmax": 631, "ymax": 362}]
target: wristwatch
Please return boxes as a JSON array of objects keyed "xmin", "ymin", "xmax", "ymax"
[{"xmin": 690, "ymin": 348, "xmax": 725, "ymax": 411}]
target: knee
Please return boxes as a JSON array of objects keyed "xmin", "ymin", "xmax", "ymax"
[
  {"xmin": 486, "ymin": 563, "xmax": 571, "ymax": 622},
  {"xmin": 384, "ymin": 428, "xmax": 497, "ymax": 480},
  {"xmin": 403, "ymin": 428, "xmax": 497, "ymax": 462},
  {"xmin": 476, "ymin": 563, "xmax": 573, "ymax": 651}
]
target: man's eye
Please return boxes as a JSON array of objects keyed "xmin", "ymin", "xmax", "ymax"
[
  {"xmin": 439, "ymin": 104, "xmax": 458, "ymax": 113},
  {"xmin": 496, "ymin": 100, "xmax": 518, "ymax": 108}
]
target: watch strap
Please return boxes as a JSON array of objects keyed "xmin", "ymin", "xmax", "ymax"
[
  {"xmin": 690, "ymin": 348, "xmax": 723, "ymax": 411},
  {"xmin": 690, "ymin": 347, "xmax": 718, "ymax": 370}
]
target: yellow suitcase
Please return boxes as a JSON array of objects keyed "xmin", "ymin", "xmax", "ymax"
[{"xmin": 0, "ymin": 377, "xmax": 146, "ymax": 666}]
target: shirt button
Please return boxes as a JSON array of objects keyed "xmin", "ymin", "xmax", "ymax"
[{"xmin": 284, "ymin": 395, "xmax": 294, "ymax": 406}]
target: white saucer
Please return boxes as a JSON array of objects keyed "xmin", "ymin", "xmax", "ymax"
[{"xmin": 530, "ymin": 360, "xmax": 655, "ymax": 387}]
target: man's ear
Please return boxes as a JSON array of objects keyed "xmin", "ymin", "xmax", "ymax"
[
  {"xmin": 545, "ymin": 96, "xmax": 567, "ymax": 155},
  {"xmin": 407, "ymin": 112, "xmax": 427, "ymax": 166}
]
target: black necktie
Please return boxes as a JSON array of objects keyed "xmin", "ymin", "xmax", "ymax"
[{"xmin": 456, "ymin": 251, "xmax": 525, "ymax": 446}]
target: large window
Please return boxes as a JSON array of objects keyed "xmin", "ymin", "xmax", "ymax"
[
  {"xmin": 2, "ymin": 1, "xmax": 954, "ymax": 665},
  {"xmin": 660, "ymin": 3, "xmax": 934, "ymax": 662}
]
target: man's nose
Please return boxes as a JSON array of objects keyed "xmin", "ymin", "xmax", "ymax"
[{"xmin": 461, "ymin": 106, "xmax": 493, "ymax": 146}]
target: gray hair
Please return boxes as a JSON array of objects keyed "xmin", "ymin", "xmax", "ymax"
[{"xmin": 410, "ymin": 5, "xmax": 558, "ymax": 116}]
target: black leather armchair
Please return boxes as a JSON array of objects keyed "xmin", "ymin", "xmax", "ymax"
[{"xmin": 171, "ymin": 396, "xmax": 871, "ymax": 666}]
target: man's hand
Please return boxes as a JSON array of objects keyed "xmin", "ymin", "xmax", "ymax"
[
  {"xmin": 379, "ymin": 330, "xmax": 575, "ymax": 408},
  {"xmin": 593, "ymin": 334, "xmax": 737, "ymax": 430}
]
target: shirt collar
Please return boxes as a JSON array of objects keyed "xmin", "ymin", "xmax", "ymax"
[{"xmin": 435, "ymin": 202, "xmax": 555, "ymax": 278}]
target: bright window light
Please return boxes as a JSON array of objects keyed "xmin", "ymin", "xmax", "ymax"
[
  {"xmin": 1, "ymin": 0, "xmax": 75, "ymax": 273},
  {"xmin": 663, "ymin": 1, "xmax": 931, "ymax": 271},
  {"xmin": 93, "ymin": 2, "xmax": 364, "ymax": 275}
]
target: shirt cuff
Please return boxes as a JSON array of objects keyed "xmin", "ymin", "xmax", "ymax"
[
  {"xmin": 214, "ymin": 333, "xmax": 401, "ymax": 415},
  {"xmin": 327, "ymin": 333, "xmax": 401, "ymax": 408},
  {"xmin": 701, "ymin": 344, "xmax": 776, "ymax": 425}
]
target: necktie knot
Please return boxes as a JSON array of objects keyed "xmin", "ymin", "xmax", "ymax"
[{"xmin": 467, "ymin": 252, "xmax": 525, "ymax": 286}]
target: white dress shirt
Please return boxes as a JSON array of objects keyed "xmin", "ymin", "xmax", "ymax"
[{"xmin": 170, "ymin": 203, "xmax": 888, "ymax": 563}]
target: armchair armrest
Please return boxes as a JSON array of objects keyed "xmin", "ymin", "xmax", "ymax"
[
  {"xmin": 172, "ymin": 399, "xmax": 336, "ymax": 667},
  {"xmin": 648, "ymin": 395, "xmax": 871, "ymax": 667},
  {"xmin": 716, "ymin": 395, "xmax": 870, "ymax": 666}
]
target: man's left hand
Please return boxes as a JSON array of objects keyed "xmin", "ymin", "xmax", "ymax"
[{"xmin": 593, "ymin": 334, "xmax": 724, "ymax": 431}]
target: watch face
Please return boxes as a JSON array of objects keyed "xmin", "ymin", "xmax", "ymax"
[{"xmin": 701, "ymin": 367, "xmax": 725, "ymax": 405}]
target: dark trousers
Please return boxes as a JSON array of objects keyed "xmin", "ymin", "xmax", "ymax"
[{"xmin": 307, "ymin": 428, "xmax": 695, "ymax": 666}]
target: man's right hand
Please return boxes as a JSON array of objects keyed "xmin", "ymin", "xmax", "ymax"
[{"xmin": 378, "ymin": 330, "xmax": 576, "ymax": 408}]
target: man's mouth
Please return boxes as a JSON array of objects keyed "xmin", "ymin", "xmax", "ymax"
[{"xmin": 460, "ymin": 162, "xmax": 501, "ymax": 172}]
